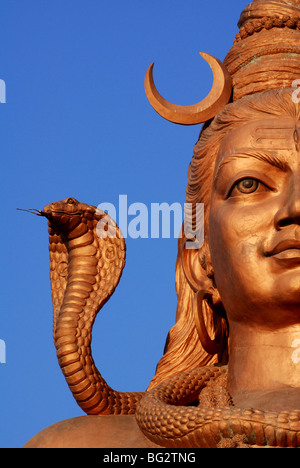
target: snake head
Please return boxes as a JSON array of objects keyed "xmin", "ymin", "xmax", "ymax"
[{"xmin": 43, "ymin": 197, "xmax": 97, "ymax": 237}]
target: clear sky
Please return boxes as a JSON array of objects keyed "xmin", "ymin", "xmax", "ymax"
[{"xmin": 0, "ymin": 0, "xmax": 243, "ymax": 447}]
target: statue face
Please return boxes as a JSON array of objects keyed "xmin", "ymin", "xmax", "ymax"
[{"xmin": 209, "ymin": 117, "xmax": 300, "ymax": 329}]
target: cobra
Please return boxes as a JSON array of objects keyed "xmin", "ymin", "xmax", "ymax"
[
  {"xmin": 21, "ymin": 197, "xmax": 143, "ymax": 415},
  {"xmin": 19, "ymin": 197, "xmax": 300, "ymax": 448}
]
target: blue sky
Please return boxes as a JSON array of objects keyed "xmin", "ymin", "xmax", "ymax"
[{"xmin": 0, "ymin": 0, "xmax": 243, "ymax": 447}]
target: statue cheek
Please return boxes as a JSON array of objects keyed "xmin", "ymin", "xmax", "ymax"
[
  {"xmin": 211, "ymin": 197, "xmax": 275, "ymax": 241},
  {"xmin": 209, "ymin": 204, "xmax": 272, "ymax": 282},
  {"xmin": 209, "ymin": 204, "xmax": 242, "ymax": 255}
]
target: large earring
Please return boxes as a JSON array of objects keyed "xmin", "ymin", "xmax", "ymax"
[{"xmin": 193, "ymin": 289, "xmax": 227, "ymax": 356}]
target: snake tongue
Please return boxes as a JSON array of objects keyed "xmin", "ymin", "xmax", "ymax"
[{"xmin": 16, "ymin": 208, "xmax": 47, "ymax": 217}]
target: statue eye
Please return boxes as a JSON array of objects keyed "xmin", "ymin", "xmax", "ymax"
[
  {"xmin": 236, "ymin": 178, "xmax": 259, "ymax": 194},
  {"xmin": 67, "ymin": 198, "xmax": 76, "ymax": 205},
  {"xmin": 227, "ymin": 177, "xmax": 272, "ymax": 199}
]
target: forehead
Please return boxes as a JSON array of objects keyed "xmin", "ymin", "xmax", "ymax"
[{"xmin": 217, "ymin": 117, "xmax": 299, "ymax": 163}]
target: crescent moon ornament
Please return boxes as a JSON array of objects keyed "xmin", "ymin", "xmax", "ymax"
[{"xmin": 144, "ymin": 52, "xmax": 232, "ymax": 125}]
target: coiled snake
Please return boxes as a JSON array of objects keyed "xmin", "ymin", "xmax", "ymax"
[{"xmin": 23, "ymin": 197, "xmax": 300, "ymax": 448}]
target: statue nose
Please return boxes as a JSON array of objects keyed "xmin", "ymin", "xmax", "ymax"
[{"xmin": 274, "ymin": 178, "xmax": 300, "ymax": 229}]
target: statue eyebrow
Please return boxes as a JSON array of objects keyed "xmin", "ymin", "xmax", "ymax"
[{"xmin": 214, "ymin": 151, "xmax": 288, "ymax": 184}]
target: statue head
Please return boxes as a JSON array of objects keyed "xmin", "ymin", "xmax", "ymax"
[
  {"xmin": 189, "ymin": 89, "xmax": 300, "ymax": 325},
  {"xmin": 147, "ymin": 0, "xmax": 300, "ymax": 390},
  {"xmin": 208, "ymin": 96, "xmax": 300, "ymax": 330}
]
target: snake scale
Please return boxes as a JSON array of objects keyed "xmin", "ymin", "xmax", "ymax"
[{"xmin": 35, "ymin": 197, "xmax": 300, "ymax": 447}]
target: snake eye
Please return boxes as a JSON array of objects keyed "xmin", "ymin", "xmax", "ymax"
[{"xmin": 67, "ymin": 198, "xmax": 76, "ymax": 205}]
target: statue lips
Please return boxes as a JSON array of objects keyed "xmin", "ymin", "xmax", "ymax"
[{"xmin": 264, "ymin": 239, "xmax": 300, "ymax": 264}]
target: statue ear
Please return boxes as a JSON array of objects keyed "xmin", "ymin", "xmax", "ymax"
[
  {"xmin": 181, "ymin": 242, "xmax": 211, "ymax": 292},
  {"xmin": 181, "ymin": 241, "xmax": 221, "ymax": 305}
]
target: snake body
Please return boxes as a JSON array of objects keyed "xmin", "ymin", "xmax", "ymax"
[
  {"xmin": 45, "ymin": 197, "xmax": 142, "ymax": 414},
  {"xmin": 43, "ymin": 198, "xmax": 300, "ymax": 447},
  {"xmin": 135, "ymin": 367, "xmax": 300, "ymax": 448}
]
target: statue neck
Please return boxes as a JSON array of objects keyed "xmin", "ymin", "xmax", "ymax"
[{"xmin": 227, "ymin": 321, "xmax": 300, "ymax": 411}]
